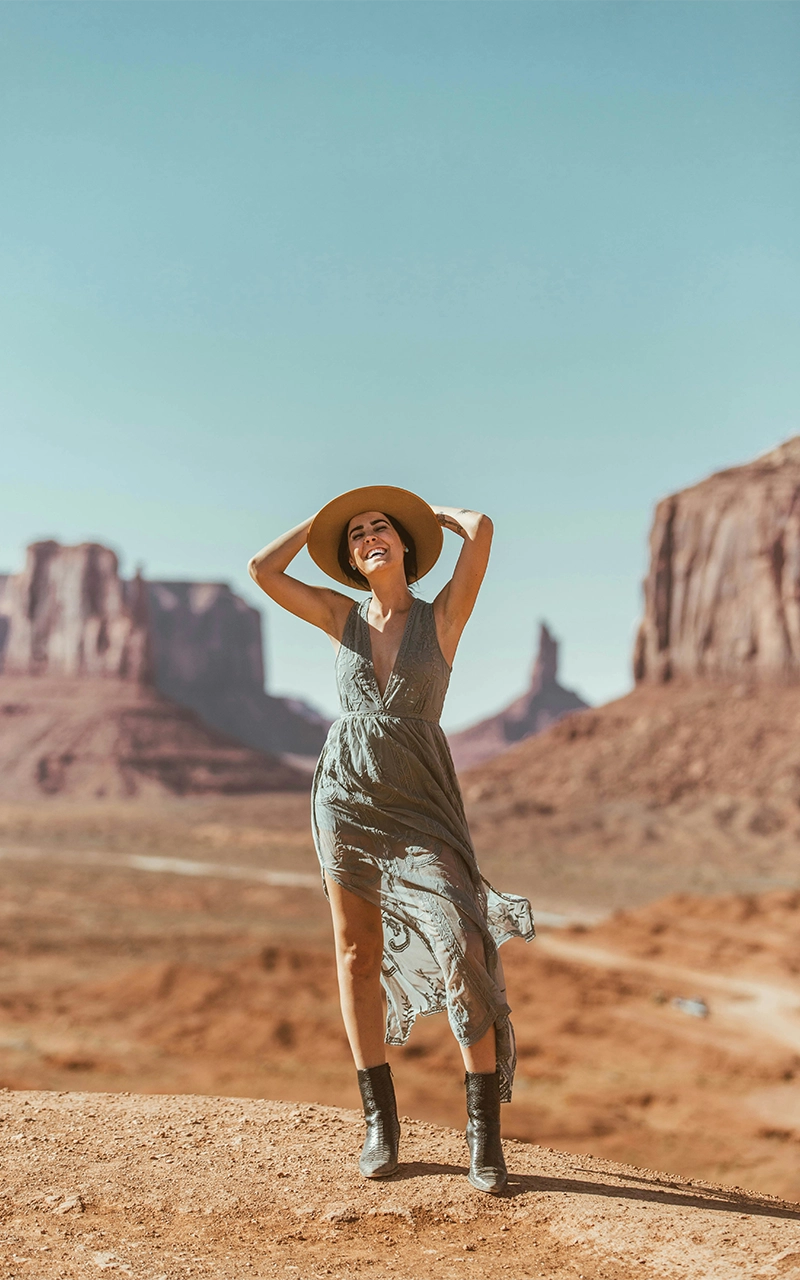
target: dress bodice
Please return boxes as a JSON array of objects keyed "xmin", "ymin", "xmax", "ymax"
[{"xmin": 335, "ymin": 596, "xmax": 451, "ymax": 723}]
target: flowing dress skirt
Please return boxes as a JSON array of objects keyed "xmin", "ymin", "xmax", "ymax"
[{"xmin": 312, "ymin": 597, "xmax": 535, "ymax": 1102}]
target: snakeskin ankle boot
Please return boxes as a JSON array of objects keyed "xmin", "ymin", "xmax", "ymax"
[
  {"xmin": 356, "ymin": 1063, "xmax": 400, "ymax": 1178},
  {"xmin": 465, "ymin": 1070, "xmax": 507, "ymax": 1194}
]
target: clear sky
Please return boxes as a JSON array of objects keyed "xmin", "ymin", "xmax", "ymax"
[{"xmin": 1, "ymin": 2, "xmax": 798, "ymax": 729}]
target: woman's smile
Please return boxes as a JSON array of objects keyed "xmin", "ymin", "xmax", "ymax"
[{"xmin": 346, "ymin": 512, "xmax": 405, "ymax": 575}]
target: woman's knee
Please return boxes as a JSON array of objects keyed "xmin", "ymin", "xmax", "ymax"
[{"xmin": 337, "ymin": 936, "xmax": 382, "ymax": 984}]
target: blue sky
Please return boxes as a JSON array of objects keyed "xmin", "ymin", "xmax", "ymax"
[{"xmin": 1, "ymin": 2, "xmax": 798, "ymax": 728}]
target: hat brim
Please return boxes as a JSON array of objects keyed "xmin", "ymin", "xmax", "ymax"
[{"xmin": 307, "ymin": 485, "xmax": 443, "ymax": 590}]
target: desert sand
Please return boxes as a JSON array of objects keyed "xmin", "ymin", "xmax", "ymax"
[{"xmin": 3, "ymin": 1089, "xmax": 800, "ymax": 1280}]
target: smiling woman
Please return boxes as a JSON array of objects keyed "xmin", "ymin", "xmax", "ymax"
[
  {"xmin": 337, "ymin": 512, "xmax": 418, "ymax": 593},
  {"xmin": 248, "ymin": 485, "xmax": 534, "ymax": 1195}
]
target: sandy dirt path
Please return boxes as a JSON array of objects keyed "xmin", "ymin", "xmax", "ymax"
[
  {"xmin": 0, "ymin": 843, "xmax": 603, "ymax": 926},
  {"xmin": 538, "ymin": 935, "xmax": 800, "ymax": 1054},
  {"xmin": 2, "ymin": 1091, "xmax": 799, "ymax": 1280},
  {"xmin": 0, "ymin": 845, "xmax": 321, "ymax": 890}
]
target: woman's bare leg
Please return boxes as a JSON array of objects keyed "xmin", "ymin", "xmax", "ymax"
[
  {"xmin": 459, "ymin": 923, "xmax": 498, "ymax": 1073},
  {"xmin": 461, "ymin": 1023, "xmax": 497, "ymax": 1073},
  {"xmin": 458, "ymin": 926, "xmax": 505, "ymax": 1192},
  {"xmin": 324, "ymin": 873, "xmax": 386, "ymax": 1069}
]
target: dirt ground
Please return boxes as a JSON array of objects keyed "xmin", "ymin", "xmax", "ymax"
[
  {"xmin": 2, "ymin": 799, "xmax": 800, "ymax": 1206},
  {"xmin": 2, "ymin": 1090, "xmax": 800, "ymax": 1280}
]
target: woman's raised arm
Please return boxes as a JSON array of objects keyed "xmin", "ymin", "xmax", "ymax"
[
  {"xmin": 248, "ymin": 517, "xmax": 354, "ymax": 641},
  {"xmin": 430, "ymin": 506, "xmax": 493, "ymax": 666}
]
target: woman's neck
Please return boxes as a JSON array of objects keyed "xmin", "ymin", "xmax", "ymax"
[{"xmin": 368, "ymin": 575, "xmax": 414, "ymax": 618}]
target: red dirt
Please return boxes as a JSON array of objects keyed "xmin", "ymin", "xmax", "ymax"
[
  {"xmin": 1, "ymin": 801, "xmax": 800, "ymax": 1203},
  {"xmin": 2, "ymin": 1090, "xmax": 799, "ymax": 1280},
  {"xmin": 588, "ymin": 889, "xmax": 800, "ymax": 981}
]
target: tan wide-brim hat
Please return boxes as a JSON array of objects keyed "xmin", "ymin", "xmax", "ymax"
[{"xmin": 307, "ymin": 485, "xmax": 443, "ymax": 589}]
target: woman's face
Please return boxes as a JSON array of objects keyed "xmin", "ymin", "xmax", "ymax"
[{"xmin": 346, "ymin": 510, "xmax": 405, "ymax": 581}]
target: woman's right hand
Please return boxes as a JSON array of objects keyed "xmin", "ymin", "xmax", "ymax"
[{"xmin": 248, "ymin": 518, "xmax": 354, "ymax": 641}]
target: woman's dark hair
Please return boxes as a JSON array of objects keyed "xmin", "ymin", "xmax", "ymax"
[{"xmin": 337, "ymin": 513, "xmax": 418, "ymax": 589}]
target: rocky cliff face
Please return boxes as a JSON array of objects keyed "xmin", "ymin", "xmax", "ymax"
[
  {"xmin": 1, "ymin": 541, "xmax": 149, "ymax": 680},
  {"xmin": 147, "ymin": 582, "xmax": 265, "ymax": 691},
  {"xmin": 635, "ymin": 437, "xmax": 800, "ymax": 684},
  {"xmin": 447, "ymin": 623, "xmax": 589, "ymax": 772},
  {"xmin": 146, "ymin": 581, "xmax": 329, "ymax": 759},
  {"xmin": 0, "ymin": 541, "xmax": 329, "ymax": 769}
]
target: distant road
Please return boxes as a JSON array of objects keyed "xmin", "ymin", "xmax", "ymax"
[
  {"xmin": 0, "ymin": 843, "xmax": 603, "ymax": 927},
  {"xmin": 0, "ymin": 843, "xmax": 320, "ymax": 890}
]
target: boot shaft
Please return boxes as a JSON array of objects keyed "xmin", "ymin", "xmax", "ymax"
[
  {"xmin": 464, "ymin": 1070, "xmax": 506, "ymax": 1195},
  {"xmin": 357, "ymin": 1063, "xmax": 398, "ymax": 1122},
  {"xmin": 465, "ymin": 1070, "xmax": 502, "ymax": 1122},
  {"xmin": 356, "ymin": 1063, "xmax": 399, "ymax": 1179}
]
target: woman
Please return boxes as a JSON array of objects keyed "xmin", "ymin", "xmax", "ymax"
[{"xmin": 248, "ymin": 486, "xmax": 534, "ymax": 1194}]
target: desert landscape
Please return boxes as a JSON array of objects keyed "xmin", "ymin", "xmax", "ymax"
[
  {"xmin": 1, "ymin": 794, "xmax": 799, "ymax": 1210},
  {"xmin": 4, "ymin": 440, "xmax": 800, "ymax": 1277}
]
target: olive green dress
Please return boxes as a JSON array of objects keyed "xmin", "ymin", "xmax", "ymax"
[{"xmin": 311, "ymin": 595, "xmax": 535, "ymax": 1101}]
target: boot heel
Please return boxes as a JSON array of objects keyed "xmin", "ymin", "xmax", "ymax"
[{"xmin": 357, "ymin": 1063, "xmax": 400, "ymax": 1178}]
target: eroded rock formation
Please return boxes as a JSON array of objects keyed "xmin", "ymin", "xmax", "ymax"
[
  {"xmin": 147, "ymin": 582, "xmax": 329, "ymax": 759},
  {"xmin": 1, "ymin": 541, "xmax": 149, "ymax": 680},
  {"xmin": 0, "ymin": 541, "xmax": 330, "ymax": 765},
  {"xmin": 448, "ymin": 623, "xmax": 589, "ymax": 772},
  {"xmin": 0, "ymin": 540, "xmax": 327, "ymax": 795},
  {"xmin": 635, "ymin": 437, "xmax": 800, "ymax": 684},
  {"xmin": 148, "ymin": 581, "xmax": 265, "ymax": 690},
  {"xmin": 0, "ymin": 676, "xmax": 309, "ymax": 799}
]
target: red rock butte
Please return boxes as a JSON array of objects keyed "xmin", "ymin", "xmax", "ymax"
[
  {"xmin": 0, "ymin": 540, "xmax": 328, "ymax": 799},
  {"xmin": 635, "ymin": 436, "xmax": 800, "ymax": 685},
  {"xmin": 458, "ymin": 438, "xmax": 800, "ymax": 912}
]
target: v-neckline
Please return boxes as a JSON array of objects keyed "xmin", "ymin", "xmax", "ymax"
[{"xmin": 362, "ymin": 596, "xmax": 417, "ymax": 706}]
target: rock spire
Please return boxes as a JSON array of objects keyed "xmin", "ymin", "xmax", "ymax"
[{"xmin": 447, "ymin": 622, "xmax": 589, "ymax": 772}]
